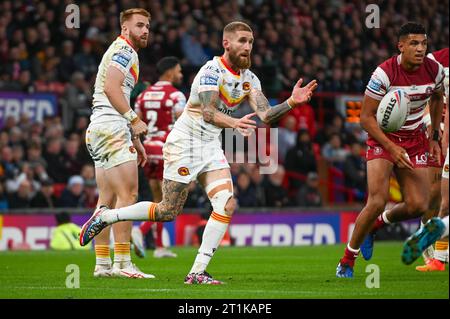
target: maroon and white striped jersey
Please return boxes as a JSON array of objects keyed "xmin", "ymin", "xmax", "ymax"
[
  {"xmin": 428, "ymin": 48, "xmax": 449, "ymax": 98},
  {"xmin": 365, "ymin": 54, "xmax": 445, "ymax": 135}
]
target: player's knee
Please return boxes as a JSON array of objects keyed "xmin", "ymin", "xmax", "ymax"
[
  {"xmin": 367, "ymin": 196, "xmax": 387, "ymax": 214},
  {"xmin": 206, "ymin": 179, "xmax": 234, "ymax": 216},
  {"xmin": 224, "ymin": 197, "xmax": 237, "ymax": 216}
]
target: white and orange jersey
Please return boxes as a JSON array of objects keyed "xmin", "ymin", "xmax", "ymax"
[
  {"xmin": 174, "ymin": 56, "xmax": 261, "ymax": 140},
  {"xmin": 91, "ymin": 35, "xmax": 139, "ymax": 123}
]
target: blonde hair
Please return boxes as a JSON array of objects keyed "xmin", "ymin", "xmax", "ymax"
[
  {"xmin": 120, "ymin": 8, "xmax": 150, "ymax": 26},
  {"xmin": 223, "ymin": 21, "xmax": 253, "ymax": 35}
]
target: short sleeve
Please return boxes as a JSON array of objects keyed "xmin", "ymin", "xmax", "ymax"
[
  {"xmin": 109, "ymin": 46, "xmax": 135, "ymax": 76},
  {"xmin": 249, "ymin": 72, "xmax": 262, "ymax": 91},
  {"xmin": 197, "ymin": 63, "xmax": 222, "ymax": 93},
  {"xmin": 364, "ymin": 67, "xmax": 390, "ymax": 100},
  {"xmin": 433, "ymin": 63, "xmax": 445, "ymax": 93}
]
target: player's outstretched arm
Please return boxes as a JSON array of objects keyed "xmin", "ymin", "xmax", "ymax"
[
  {"xmin": 248, "ymin": 78, "xmax": 317, "ymax": 124},
  {"xmin": 104, "ymin": 66, "xmax": 147, "ymax": 136},
  {"xmin": 361, "ymin": 94, "xmax": 413, "ymax": 169},
  {"xmin": 199, "ymin": 90, "xmax": 256, "ymax": 132}
]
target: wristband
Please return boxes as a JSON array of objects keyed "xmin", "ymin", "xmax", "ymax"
[
  {"xmin": 287, "ymin": 97, "xmax": 295, "ymax": 109},
  {"xmin": 432, "ymin": 129, "xmax": 439, "ymax": 141},
  {"xmin": 123, "ymin": 109, "xmax": 139, "ymax": 123}
]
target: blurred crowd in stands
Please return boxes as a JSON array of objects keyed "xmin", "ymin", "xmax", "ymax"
[{"xmin": 0, "ymin": 0, "xmax": 449, "ymax": 210}]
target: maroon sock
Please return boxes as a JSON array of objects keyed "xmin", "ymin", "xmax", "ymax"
[
  {"xmin": 139, "ymin": 221, "xmax": 153, "ymax": 236},
  {"xmin": 341, "ymin": 246, "xmax": 359, "ymax": 267},
  {"xmin": 155, "ymin": 222, "xmax": 164, "ymax": 248},
  {"xmin": 372, "ymin": 215, "xmax": 387, "ymax": 233}
]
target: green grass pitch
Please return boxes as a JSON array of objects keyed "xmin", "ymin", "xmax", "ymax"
[{"xmin": 0, "ymin": 242, "xmax": 447, "ymax": 299}]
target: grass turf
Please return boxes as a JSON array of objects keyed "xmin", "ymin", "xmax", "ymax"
[{"xmin": 0, "ymin": 242, "xmax": 447, "ymax": 299}]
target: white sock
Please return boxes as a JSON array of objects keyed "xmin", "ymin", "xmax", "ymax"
[
  {"xmin": 103, "ymin": 201, "xmax": 156, "ymax": 223},
  {"xmin": 189, "ymin": 217, "xmax": 229, "ymax": 274},
  {"xmin": 434, "ymin": 248, "xmax": 448, "ymax": 262},
  {"xmin": 381, "ymin": 210, "xmax": 391, "ymax": 224},
  {"xmin": 96, "ymin": 257, "xmax": 111, "ymax": 267},
  {"xmin": 441, "ymin": 216, "xmax": 449, "ymax": 238}
]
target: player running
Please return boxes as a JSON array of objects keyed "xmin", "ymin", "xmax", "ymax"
[
  {"xmin": 83, "ymin": 8, "xmax": 154, "ymax": 278},
  {"xmin": 413, "ymin": 48, "xmax": 449, "ymax": 271},
  {"xmin": 80, "ymin": 21, "xmax": 318, "ymax": 284},
  {"xmin": 134, "ymin": 56, "xmax": 186, "ymax": 258},
  {"xmin": 336, "ymin": 22, "xmax": 445, "ymax": 278}
]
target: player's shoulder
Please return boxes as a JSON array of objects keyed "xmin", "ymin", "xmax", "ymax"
[
  {"xmin": 377, "ymin": 55, "xmax": 399, "ymax": 75},
  {"xmin": 198, "ymin": 57, "xmax": 223, "ymax": 76},
  {"xmin": 112, "ymin": 36, "xmax": 138, "ymax": 57},
  {"xmin": 243, "ymin": 68, "xmax": 260, "ymax": 81},
  {"xmin": 422, "ymin": 55, "xmax": 442, "ymax": 78},
  {"xmin": 428, "ymin": 48, "xmax": 449, "ymax": 67}
]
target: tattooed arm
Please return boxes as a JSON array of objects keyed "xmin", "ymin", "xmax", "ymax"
[
  {"xmin": 248, "ymin": 78, "xmax": 318, "ymax": 124},
  {"xmin": 248, "ymin": 90, "xmax": 292, "ymax": 124},
  {"xmin": 199, "ymin": 90, "xmax": 238, "ymax": 128},
  {"xmin": 199, "ymin": 90, "xmax": 257, "ymax": 132}
]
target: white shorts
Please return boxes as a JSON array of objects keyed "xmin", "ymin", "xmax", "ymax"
[
  {"xmin": 86, "ymin": 120, "xmax": 136, "ymax": 170},
  {"xmin": 162, "ymin": 129, "xmax": 229, "ymax": 184},
  {"xmin": 443, "ymin": 148, "xmax": 449, "ymax": 179}
]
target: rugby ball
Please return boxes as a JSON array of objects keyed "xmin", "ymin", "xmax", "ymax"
[{"xmin": 376, "ymin": 89, "xmax": 411, "ymax": 133}]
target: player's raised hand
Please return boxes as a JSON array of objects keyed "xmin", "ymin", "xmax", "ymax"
[
  {"xmin": 235, "ymin": 112, "xmax": 257, "ymax": 137},
  {"xmin": 289, "ymin": 78, "xmax": 318, "ymax": 107},
  {"xmin": 131, "ymin": 118, "xmax": 148, "ymax": 136}
]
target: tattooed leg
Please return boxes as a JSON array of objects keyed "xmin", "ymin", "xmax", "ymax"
[{"xmin": 154, "ymin": 179, "xmax": 190, "ymax": 222}]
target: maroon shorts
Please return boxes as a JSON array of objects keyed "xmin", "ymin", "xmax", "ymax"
[
  {"xmin": 366, "ymin": 126, "xmax": 429, "ymax": 168},
  {"xmin": 143, "ymin": 139, "xmax": 164, "ymax": 180}
]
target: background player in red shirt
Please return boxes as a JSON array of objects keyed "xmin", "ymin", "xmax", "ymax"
[
  {"xmin": 134, "ymin": 57, "xmax": 186, "ymax": 258},
  {"xmin": 336, "ymin": 22, "xmax": 445, "ymax": 278}
]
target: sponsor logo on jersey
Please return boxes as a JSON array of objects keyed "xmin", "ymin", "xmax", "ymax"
[
  {"xmin": 368, "ymin": 77, "xmax": 382, "ymax": 92},
  {"xmin": 200, "ymin": 75, "xmax": 219, "ymax": 86},
  {"xmin": 243, "ymin": 82, "xmax": 250, "ymax": 91},
  {"xmin": 415, "ymin": 154, "xmax": 427, "ymax": 165},
  {"xmin": 178, "ymin": 167, "xmax": 190, "ymax": 176},
  {"xmin": 381, "ymin": 97, "xmax": 396, "ymax": 128},
  {"xmin": 111, "ymin": 53, "xmax": 131, "ymax": 68},
  {"xmin": 444, "ymin": 164, "xmax": 449, "ymax": 173}
]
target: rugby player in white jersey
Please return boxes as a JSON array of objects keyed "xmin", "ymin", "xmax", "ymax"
[
  {"xmin": 83, "ymin": 8, "xmax": 154, "ymax": 279},
  {"xmin": 80, "ymin": 21, "xmax": 317, "ymax": 284}
]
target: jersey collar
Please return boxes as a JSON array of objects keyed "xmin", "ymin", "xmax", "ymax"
[
  {"xmin": 220, "ymin": 56, "xmax": 240, "ymax": 76},
  {"xmin": 118, "ymin": 35, "xmax": 137, "ymax": 52}
]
